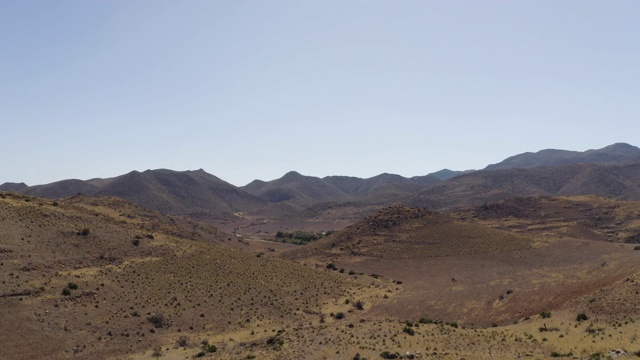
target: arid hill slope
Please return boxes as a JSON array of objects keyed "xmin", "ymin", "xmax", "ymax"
[
  {"xmin": 282, "ymin": 206, "xmax": 533, "ymax": 261},
  {"xmin": 463, "ymin": 195, "xmax": 640, "ymax": 243},
  {"xmin": 0, "ymin": 192, "xmax": 378, "ymax": 360}
]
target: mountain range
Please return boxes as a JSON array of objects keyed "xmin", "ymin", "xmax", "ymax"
[{"xmin": 2, "ymin": 143, "xmax": 640, "ymax": 218}]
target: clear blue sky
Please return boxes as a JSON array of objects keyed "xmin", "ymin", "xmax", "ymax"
[{"xmin": 2, "ymin": 1, "xmax": 638, "ymax": 186}]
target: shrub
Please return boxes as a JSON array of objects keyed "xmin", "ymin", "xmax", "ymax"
[
  {"xmin": 334, "ymin": 312, "xmax": 346, "ymax": 320},
  {"xmin": 355, "ymin": 300, "xmax": 365, "ymax": 310},
  {"xmin": 634, "ymin": 245, "xmax": 640, "ymax": 251},
  {"xmin": 202, "ymin": 343, "xmax": 217, "ymax": 353},
  {"xmin": 148, "ymin": 313, "xmax": 169, "ymax": 328},
  {"xmin": 418, "ymin": 317, "xmax": 433, "ymax": 324},
  {"xmin": 176, "ymin": 336, "xmax": 188, "ymax": 347},
  {"xmin": 132, "ymin": 239, "xmax": 140, "ymax": 246},
  {"xmin": 540, "ymin": 311, "xmax": 552, "ymax": 319},
  {"xmin": 77, "ymin": 227, "xmax": 90, "ymax": 236},
  {"xmin": 551, "ymin": 351, "xmax": 573, "ymax": 357},
  {"xmin": 266, "ymin": 336, "xmax": 284, "ymax": 348},
  {"xmin": 62, "ymin": 288, "xmax": 71, "ymax": 296},
  {"xmin": 68, "ymin": 282, "xmax": 78, "ymax": 290},
  {"xmin": 326, "ymin": 263, "xmax": 336, "ymax": 270},
  {"xmin": 576, "ymin": 313, "xmax": 589, "ymax": 322},
  {"xmin": 403, "ymin": 326, "xmax": 415, "ymax": 336},
  {"xmin": 152, "ymin": 346, "xmax": 162, "ymax": 358},
  {"xmin": 380, "ymin": 351, "xmax": 399, "ymax": 359}
]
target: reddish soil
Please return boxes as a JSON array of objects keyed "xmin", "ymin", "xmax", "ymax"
[{"xmin": 332, "ymin": 238, "xmax": 640, "ymax": 326}]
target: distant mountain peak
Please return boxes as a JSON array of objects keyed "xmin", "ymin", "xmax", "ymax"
[
  {"xmin": 597, "ymin": 143, "xmax": 640, "ymax": 155},
  {"xmin": 282, "ymin": 170, "xmax": 304, "ymax": 179}
]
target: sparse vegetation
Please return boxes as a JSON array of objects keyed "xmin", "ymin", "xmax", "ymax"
[{"xmin": 5, "ymin": 190, "xmax": 640, "ymax": 359}]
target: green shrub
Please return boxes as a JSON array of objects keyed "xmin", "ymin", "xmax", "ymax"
[
  {"xmin": 77, "ymin": 227, "xmax": 90, "ymax": 236},
  {"xmin": 551, "ymin": 351, "xmax": 573, "ymax": 357},
  {"xmin": 202, "ymin": 343, "xmax": 217, "ymax": 353},
  {"xmin": 132, "ymin": 239, "xmax": 140, "ymax": 246},
  {"xmin": 68, "ymin": 282, "xmax": 78, "ymax": 290},
  {"xmin": 272, "ymin": 230, "xmax": 330, "ymax": 245},
  {"xmin": 540, "ymin": 311, "xmax": 552, "ymax": 318},
  {"xmin": 62, "ymin": 288, "xmax": 71, "ymax": 296},
  {"xmin": 326, "ymin": 263, "xmax": 336, "ymax": 270}
]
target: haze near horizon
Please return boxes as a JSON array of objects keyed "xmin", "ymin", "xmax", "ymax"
[{"xmin": 2, "ymin": 1, "xmax": 639, "ymax": 187}]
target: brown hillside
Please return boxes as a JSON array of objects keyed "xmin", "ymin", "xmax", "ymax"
[
  {"xmin": 0, "ymin": 192, "xmax": 379, "ymax": 360},
  {"xmin": 465, "ymin": 195, "xmax": 640, "ymax": 243},
  {"xmin": 279, "ymin": 204, "xmax": 640, "ymax": 329},
  {"xmin": 282, "ymin": 206, "xmax": 533, "ymax": 261}
]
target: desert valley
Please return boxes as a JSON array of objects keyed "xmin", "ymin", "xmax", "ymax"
[{"xmin": 3, "ymin": 143, "xmax": 640, "ymax": 360}]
